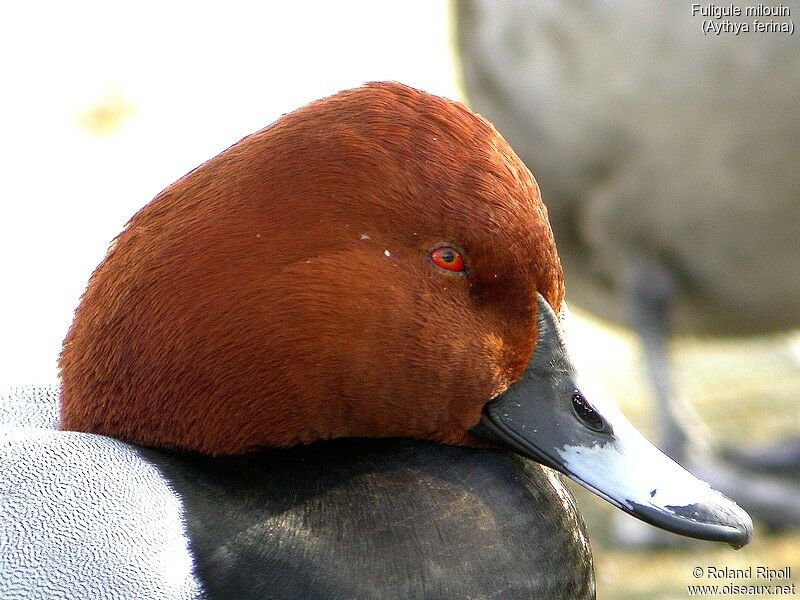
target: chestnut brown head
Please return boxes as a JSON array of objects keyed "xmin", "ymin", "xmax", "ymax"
[{"xmin": 59, "ymin": 82, "xmax": 563, "ymax": 454}]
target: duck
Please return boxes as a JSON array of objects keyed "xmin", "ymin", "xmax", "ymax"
[
  {"xmin": 0, "ymin": 82, "xmax": 752, "ymax": 599},
  {"xmin": 453, "ymin": 0, "xmax": 800, "ymax": 534}
]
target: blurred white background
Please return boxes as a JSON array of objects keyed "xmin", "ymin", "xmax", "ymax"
[{"xmin": 0, "ymin": 1, "xmax": 460, "ymax": 383}]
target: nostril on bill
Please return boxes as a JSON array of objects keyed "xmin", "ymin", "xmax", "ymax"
[{"xmin": 571, "ymin": 390, "xmax": 607, "ymax": 433}]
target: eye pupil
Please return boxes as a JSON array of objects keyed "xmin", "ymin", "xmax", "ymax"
[{"xmin": 441, "ymin": 251, "xmax": 454, "ymax": 263}]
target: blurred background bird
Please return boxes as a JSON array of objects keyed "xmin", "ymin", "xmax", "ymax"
[{"xmin": 454, "ymin": 0, "xmax": 800, "ymax": 544}]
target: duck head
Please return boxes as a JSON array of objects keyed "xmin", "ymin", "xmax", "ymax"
[{"xmin": 59, "ymin": 82, "xmax": 751, "ymax": 548}]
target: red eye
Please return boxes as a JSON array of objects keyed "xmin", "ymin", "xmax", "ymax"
[{"xmin": 430, "ymin": 247, "xmax": 466, "ymax": 272}]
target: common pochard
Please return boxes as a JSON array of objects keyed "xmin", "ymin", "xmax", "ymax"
[{"xmin": 1, "ymin": 82, "xmax": 752, "ymax": 599}]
